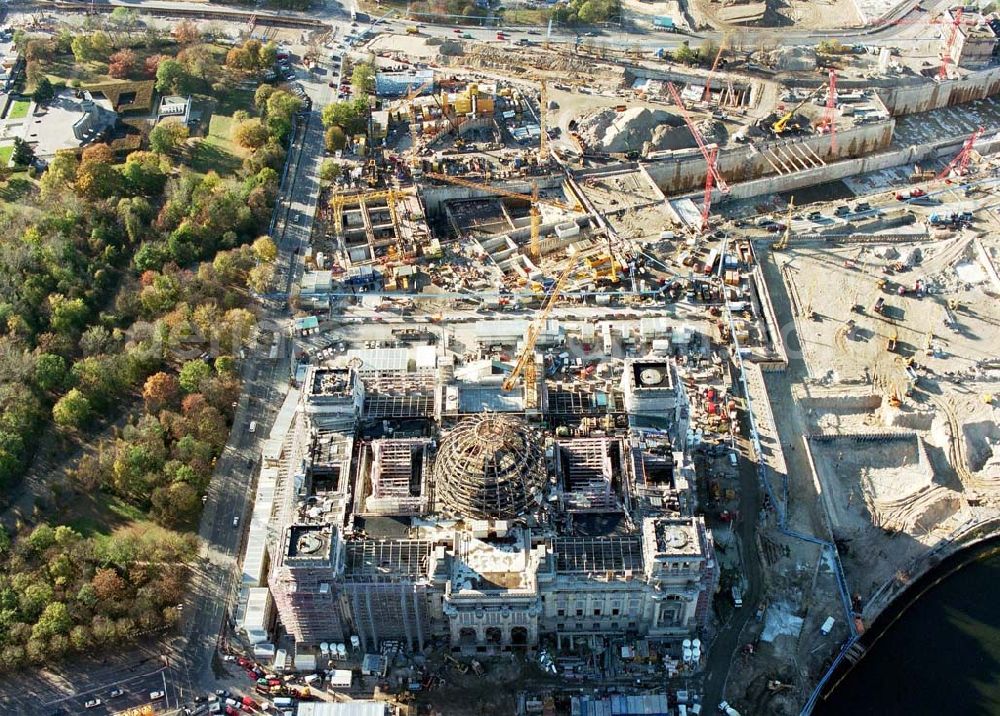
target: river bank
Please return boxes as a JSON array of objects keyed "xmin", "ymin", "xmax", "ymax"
[{"xmin": 815, "ymin": 533, "xmax": 1000, "ymax": 714}]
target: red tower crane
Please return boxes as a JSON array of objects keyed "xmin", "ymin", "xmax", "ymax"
[
  {"xmin": 940, "ymin": 7, "xmax": 964, "ymax": 81},
  {"xmin": 666, "ymin": 82, "xmax": 730, "ymax": 232},
  {"xmin": 825, "ymin": 69, "xmax": 838, "ymax": 153},
  {"xmin": 702, "ymin": 39, "xmax": 728, "ymax": 103},
  {"xmin": 936, "ymin": 126, "xmax": 983, "ymax": 181}
]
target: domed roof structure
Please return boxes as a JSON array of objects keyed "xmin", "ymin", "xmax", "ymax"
[{"xmin": 433, "ymin": 414, "xmax": 545, "ymax": 520}]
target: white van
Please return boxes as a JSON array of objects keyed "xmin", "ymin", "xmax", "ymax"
[
  {"xmin": 249, "ymin": 420, "xmax": 257, "ymax": 433},
  {"xmin": 659, "ymin": 230, "xmax": 677, "ymax": 240}
]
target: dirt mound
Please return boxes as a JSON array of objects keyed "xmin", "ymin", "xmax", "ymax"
[{"xmin": 577, "ymin": 107, "xmax": 687, "ymax": 153}]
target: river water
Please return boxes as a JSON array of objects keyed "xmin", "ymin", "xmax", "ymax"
[{"xmin": 817, "ymin": 544, "xmax": 1000, "ymax": 715}]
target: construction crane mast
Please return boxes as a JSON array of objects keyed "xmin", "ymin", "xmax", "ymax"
[
  {"xmin": 773, "ymin": 197, "xmax": 794, "ymax": 250},
  {"xmin": 702, "ymin": 36, "xmax": 729, "ymax": 103},
  {"xmin": 825, "ymin": 69, "xmax": 838, "ymax": 153},
  {"xmin": 937, "ymin": 126, "xmax": 982, "ymax": 181},
  {"xmin": 666, "ymin": 82, "xmax": 729, "ymax": 232},
  {"xmin": 530, "ymin": 183, "xmax": 541, "ymax": 258},
  {"xmin": 501, "ymin": 257, "xmax": 577, "ymax": 402},
  {"xmin": 940, "ymin": 7, "xmax": 963, "ymax": 81},
  {"xmin": 405, "ymin": 78, "xmax": 434, "ymax": 103}
]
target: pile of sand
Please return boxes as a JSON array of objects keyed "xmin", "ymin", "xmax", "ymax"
[{"xmin": 773, "ymin": 46, "xmax": 817, "ymax": 71}]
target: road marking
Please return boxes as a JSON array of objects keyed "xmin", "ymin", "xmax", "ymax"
[{"xmin": 40, "ymin": 666, "xmax": 168, "ymax": 706}]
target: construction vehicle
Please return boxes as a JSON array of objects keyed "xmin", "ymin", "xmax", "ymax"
[
  {"xmin": 771, "ymin": 81, "xmax": 828, "ymax": 136},
  {"xmin": 443, "ymin": 654, "xmax": 470, "ymax": 674},
  {"xmin": 767, "ymin": 680, "xmax": 793, "ymax": 693},
  {"xmin": 501, "ymin": 258, "xmax": 577, "ymax": 406},
  {"xmin": 886, "ymin": 326, "xmax": 898, "ymax": 353},
  {"xmin": 944, "ymin": 298, "xmax": 960, "ymax": 330},
  {"xmin": 937, "ymin": 126, "xmax": 983, "ymax": 182},
  {"xmin": 910, "ymin": 163, "xmax": 936, "ymax": 182}
]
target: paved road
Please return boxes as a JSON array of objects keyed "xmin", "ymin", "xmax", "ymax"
[
  {"xmin": 20, "ymin": 0, "xmax": 935, "ymax": 51},
  {"xmin": 168, "ymin": 52, "xmax": 336, "ymax": 704},
  {"xmin": 701, "ymin": 384, "xmax": 765, "ymax": 709},
  {"xmin": 0, "ymin": 641, "xmax": 174, "ymax": 716}
]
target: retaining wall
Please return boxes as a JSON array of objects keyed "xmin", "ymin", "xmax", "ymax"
[
  {"xmin": 877, "ymin": 65, "xmax": 1000, "ymax": 116},
  {"xmin": 421, "ymin": 178, "xmax": 570, "ymax": 215},
  {"xmin": 643, "ymin": 120, "xmax": 895, "ymax": 197},
  {"xmin": 796, "ymin": 392, "xmax": 882, "ymax": 412},
  {"xmin": 745, "ymin": 260, "xmax": 789, "ymax": 372}
]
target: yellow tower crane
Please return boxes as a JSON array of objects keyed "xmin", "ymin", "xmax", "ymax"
[
  {"xmin": 501, "ymin": 257, "xmax": 577, "ymax": 407},
  {"xmin": 405, "ymin": 78, "xmax": 434, "ymax": 103},
  {"xmin": 773, "ymin": 197, "xmax": 794, "ymax": 250}
]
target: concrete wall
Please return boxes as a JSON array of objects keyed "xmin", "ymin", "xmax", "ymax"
[
  {"xmin": 643, "ymin": 120, "xmax": 894, "ymax": 196},
  {"xmin": 421, "ymin": 178, "xmax": 569, "ymax": 215},
  {"xmin": 877, "ymin": 65, "xmax": 1000, "ymax": 116}
]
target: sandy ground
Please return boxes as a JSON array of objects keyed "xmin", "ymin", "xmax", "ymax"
[
  {"xmin": 776, "ymin": 236, "xmax": 1000, "ymax": 385},
  {"xmin": 686, "ymin": 0, "xmax": 860, "ymax": 30}
]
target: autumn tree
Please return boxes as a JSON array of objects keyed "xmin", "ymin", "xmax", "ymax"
[
  {"xmin": 91, "ymin": 568, "xmax": 128, "ymax": 602},
  {"xmin": 325, "ymin": 126, "xmax": 346, "ymax": 152},
  {"xmin": 173, "ymin": 20, "xmax": 201, "ymax": 44},
  {"xmin": 252, "ymin": 236, "xmax": 278, "ymax": 263},
  {"xmin": 75, "ymin": 144, "xmax": 120, "ymax": 199},
  {"xmin": 232, "ymin": 118, "xmax": 270, "ymax": 149},
  {"xmin": 149, "ymin": 122, "xmax": 189, "ymax": 155},
  {"xmin": 247, "ymin": 264, "xmax": 275, "ymax": 294},
  {"xmin": 108, "ymin": 48, "xmax": 137, "ymax": 79},
  {"xmin": 142, "ymin": 372, "xmax": 180, "ymax": 412},
  {"xmin": 52, "ymin": 389, "xmax": 91, "ymax": 429},
  {"xmin": 144, "ymin": 54, "xmax": 164, "ymax": 78}
]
